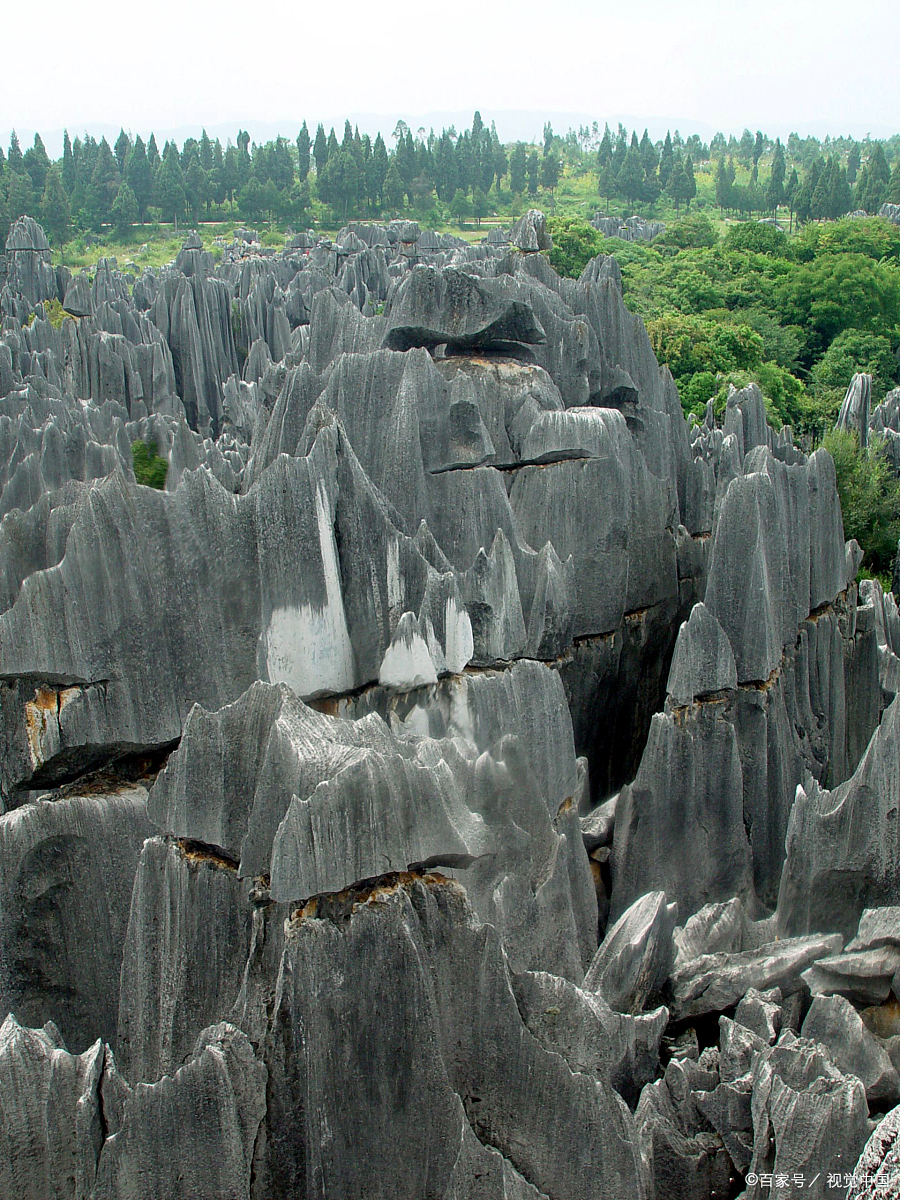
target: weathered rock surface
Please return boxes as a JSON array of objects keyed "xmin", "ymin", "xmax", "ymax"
[
  {"xmin": 848, "ymin": 1103, "xmax": 900, "ymax": 1198},
  {"xmin": 1, "ymin": 212, "xmax": 898, "ymax": 1199}
]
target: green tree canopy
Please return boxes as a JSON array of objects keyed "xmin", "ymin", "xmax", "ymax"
[{"xmin": 40, "ymin": 166, "xmax": 70, "ymax": 246}]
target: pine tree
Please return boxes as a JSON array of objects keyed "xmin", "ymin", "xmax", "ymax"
[
  {"xmin": 372, "ymin": 134, "xmax": 389, "ymax": 204},
  {"xmin": 126, "ymin": 136, "xmax": 153, "ymax": 223},
  {"xmin": 383, "ymin": 161, "xmax": 404, "ymax": 211},
  {"xmin": 613, "ymin": 128, "xmax": 627, "ymax": 173},
  {"xmin": 450, "ymin": 188, "xmax": 471, "ymax": 225},
  {"xmin": 684, "ymin": 156, "xmax": 696, "ymax": 210},
  {"xmin": 659, "ymin": 131, "xmax": 674, "ymax": 188},
  {"xmin": 40, "ymin": 166, "xmax": 70, "ymax": 246},
  {"xmin": 715, "ymin": 157, "xmax": 730, "ymax": 211},
  {"xmin": 847, "ymin": 144, "xmax": 860, "ymax": 184},
  {"xmin": 617, "ymin": 144, "xmax": 644, "ymax": 209},
  {"xmin": 114, "ymin": 129, "xmax": 131, "ymax": 175},
  {"xmin": 767, "ymin": 140, "xmax": 786, "ymax": 215},
  {"xmin": 200, "ymin": 129, "xmax": 213, "ymax": 172},
  {"xmin": 639, "ymin": 129, "xmax": 658, "ymax": 177},
  {"xmin": 8, "ymin": 172, "xmax": 36, "ymax": 221},
  {"xmin": 668, "ymin": 157, "xmax": 687, "ymax": 212},
  {"xmin": 492, "ymin": 140, "xmax": 507, "ymax": 192},
  {"xmin": 795, "ymin": 179, "xmax": 812, "ymax": 224},
  {"xmin": 62, "ymin": 131, "xmax": 75, "ymax": 194},
  {"xmin": 157, "ymin": 147, "xmax": 186, "ymax": 228},
  {"xmin": 87, "ymin": 138, "xmax": 119, "ymax": 229},
  {"xmin": 526, "ymin": 150, "xmax": 540, "ymax": 196},
  {"xmin": 147, "ymin": 134, "xmax": 160, "ymax": 172},
  {"xmin": 510, "ymin": 143, "xmax": 527, "ymax": 194},
  {"xmin": 785, "ymin": 167, "xmax": 799, "ymax": 231},
  {"xmin": 7, "ymin": 131, "xmax": 23, "ymax": 173},
  {"xmin": 296, "ymin": 121, "xmax": 311, "ymax": 182},
  {"xmin": 597, "ymin": 126, "xmax": 612, "ymax": 170},
  {"xmin": 540, "ymin": 152, "xmax": 560, "ymax": 195},
  {"xmin": 24, "ymin": 134, "xmax": 51, "ymax": 194},
  {"xmin": 810, "ymin": 164, "xmax": 830, "ymax": 220},
  {"xmin": 111, "ymin": 180, "xmax": 138, "ymax": 238},
  {"xmin": 598, "ymin": 162, "xmax": 616, "ymax": 212}
]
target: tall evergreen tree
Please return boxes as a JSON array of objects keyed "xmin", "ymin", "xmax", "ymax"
[
  {"xmin": 200, "ymin": 129, "xmax": 213, "ymax": 172},
  {"xmin": 639, "ymin": 128, "xmax": 658, "ymax": 176},
  {"xmin": 540, "ymin": 152, "xmax": 560, "ymax": 195},
  {"xmin": 510, "ymin": 143, "xmax": 527, "ymax": 194},
  {"xmin": 684, "ymin": 156, "xmax": 697, "ymax": 209},
  {"xmin": 7, "ymin": 131, "xmax": 23, "ymax": 173},
  {"xmin": 126, "ymin": 136, "xmax": 153, "ymax": 223},
  {"xmin": 597, "ymin": 125, "xmax": 612, "ymax": 170},
  {"xmin": 296, "ymin": 121, "xmax": 311, "ymax": 182},
  {"xmin": 612, "ymin": 128, "xmax": 627, "ymax": 172},
  {"xmin": 526, "ymin": 150, "xmax": 540, "ymax": 196},
  {"xmin": 617, "ymin": 144, "xmax": 644, "ymax": 209},
  {"xmin": 785, "ymin": 167, "xmax": 799, "ymax": 231},
  {"xmin": 598, "ymin": 161, "xmax": 616, "ymax": 211},
  {"xmin": 795, "ymin": 178, "xmax": 812, "ymax": 224},
  {"xmin": 157, "ymin": 146, "xmax": 186, "ymax": 228},
  {"xmin": 40, "ymin": 166, "xmax": 70, "ymax": 246},
  {"xmin": 111, "ymin": 180, "xmax": 138, "ymax": 238},
  {"xmin": 715, "ymin": 157, "xmax": 731, "ymax": 211},
  {"xmin": 62, "ymin": 131, "xmax": 75, "ymax": 194},
  {"xmin": 668, "ymin": 157, "xmax": 688, "ymax": 212},
  {"xmin": 8, "ymin": 172, "xmax": 35, "ymax": 220},
  {"xmin": 24, "ymin": 134, "xmax": 51, "ymax": 194},
  {"xmin": 767, "ymin": 140, "xmax": 786, "ymax": 214},
  {"xmin": 659, "ymin": 131, "xmax": 674, "ymax": 188},
  {"xmin": 87, "ymin": 138, "xmax": 119, "ymax": 228},
  {"xmin": 114, "ymin": 129, "xmax": 131, "ymax": 175},
  {"xmin": 847, "ymin": 143, "xmax": 860, "ymax": 184},
  {"xmin": 492, "ymin": 139, "xmax": 507, "ymax": 192},
  {"xmin": 371, "ymin": 133, "xmax": 389, "ymax": 204}
]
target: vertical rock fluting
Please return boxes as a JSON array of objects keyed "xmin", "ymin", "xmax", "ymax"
[{"xmin": 0, "ymin": 215, "xmax": 897, "ymax": 1198}]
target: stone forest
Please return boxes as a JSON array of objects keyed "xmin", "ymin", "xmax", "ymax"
[{"xmin": 1, "ymin": 193, "xmax": 900, "ymax": 1200}]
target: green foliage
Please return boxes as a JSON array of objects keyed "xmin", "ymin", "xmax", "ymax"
[
  {"xmin": 131, "ymin": 440, "xmax": 168, "ymax": 489},
  {"xmin": 822, "ymin": 429, "xmax": 900, "ymax": 574},
  {"xmin": 42, "ymin": 297, "xmax": 75, "ymax": 330},
  {"xmin": 655, "ymin": 213, "xmax": 718, "ymax": 250},
  {"xmin": 40, "ymin": 166, "xmax": 70, "ymax": 246},
  {"xmin": 776, "ymin": 253, "xmax": 900, "ymax": 351},
  {"xmin": 648, "ymin": 309, "xmax": 764, "ymax": 372},
  {"xmin": 724, "ymin": 220, "xmax": 791, "ymax": 256},
  {"xmin": 813, "ymin": 217, "xmax": 900, "ymax": 261},
  {"xmin": 111, "ymin": 181, "xmax": 138, "ymax": 239},
  {"xmin": 546, "ymin": 216, "xmax": 605, "ymax": 277},
  {"xmin": 809, "ymin": 329, "xmax": 899, "ymax": 400}
]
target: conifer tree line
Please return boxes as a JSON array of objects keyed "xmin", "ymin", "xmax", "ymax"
[{"xmin": 0, "ymin": 113, "xmax": 898, "ymax": 247}]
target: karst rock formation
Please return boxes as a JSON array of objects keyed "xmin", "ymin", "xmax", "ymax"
[{"xmin": 1, "ymin": 210, "xmax": 900, "ymax": 1199}]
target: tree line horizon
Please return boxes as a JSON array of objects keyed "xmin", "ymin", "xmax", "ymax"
[{"xmin": 1, "ymin": 113, "xmax": 899, "ymax": 248}]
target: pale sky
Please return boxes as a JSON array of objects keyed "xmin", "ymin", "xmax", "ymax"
[{"xmin": 3, "ymin": 0, "xmax": 898, "ymax": 151}]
